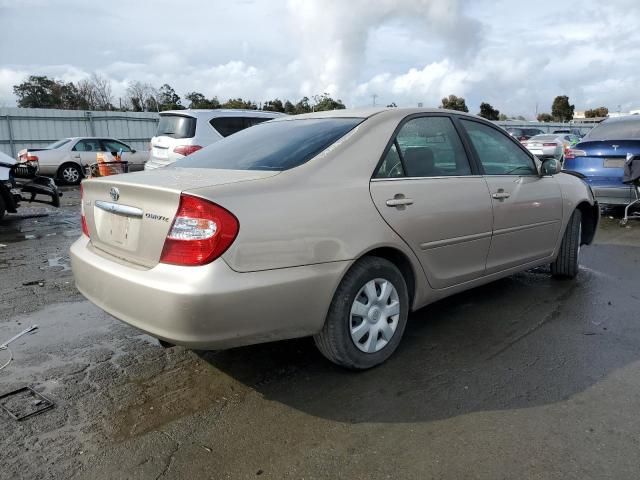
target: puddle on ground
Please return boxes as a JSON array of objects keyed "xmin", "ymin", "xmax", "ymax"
[{"xmin": 0, "ymin": 211, "xmax": 80, "ymax": 244}]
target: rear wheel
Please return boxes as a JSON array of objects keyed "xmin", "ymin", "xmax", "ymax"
[
  {"xmin": 0, "ymin": 194, "xmax": 5, "ymax": 221},
  {"xmin": 551, "ymin": 209, "xmax": 582, "ymax": 278},
  {"xmin": 58, "ymin": 163, "xmax": 83, "ymax": 185},
  {"xmin": 314, "ymin": 256, "xmax": 409, "ymax": 369}
]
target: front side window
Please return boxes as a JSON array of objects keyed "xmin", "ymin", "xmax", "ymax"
[
  {"xmin": 460, "ymin": 120, "xmax": 537, "ymax": 175},
  {"xmin": 375, "ymin": 116, "xmax": 471, "ymax": 178},
  {"xmin": 73, "ymin": 139, "xmax": 103, "ymax": 152},
  {"xmin": 176, "ymin": 118, "xmax": 362, "ymax": 171}
]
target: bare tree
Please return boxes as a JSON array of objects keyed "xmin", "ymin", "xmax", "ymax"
[
  {"xmin": 90, "ymin": 73, "xmax": 113, "ymax": 110},
  {"xmin": 124, "ymin": 81, "xmax": 159, "ymax": 112}
]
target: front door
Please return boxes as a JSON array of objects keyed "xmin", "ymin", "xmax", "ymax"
[
  {"xmin": 458, "ymin": 118, "xmax": 563, "ymax": 274},
  {"xmin": 370, "ymin": 115, "xmax": 493, "ymax": 289}
]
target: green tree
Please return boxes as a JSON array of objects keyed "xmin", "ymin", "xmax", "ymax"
[
  {"xmin": 439, "ymin": 94, "xmax": 468, "ymax": 112},
  {"xmin": 312, "ymin": 93, "xmax": 346, "ymax": 111},
  {"xmin": 263, "ymin": 99, "xmax": 285, "ymax": 112},
  {"xmin": 585, "ymin": 106, "xmax": 608, "ymax": 118},
  {"xmin": 14, "ymin": 75, "xmax": 65, "ymax": 108},
  {"xmin": 478, "ymin": 102, "xmax": 500, "ymax": 120},
  {"xmin": 294, "ymin": 96, "xmax": 312, "ymax": 114},
  {"xmin": 157, "ymin": 84, "xmax": 183, "ymax": 111},
  {"xmin": 551, "ymin": 95, "xmax": 575, "ymax": 122},
  {"xmin": 184, "ymin": 92, "xmax": 220, "ymax": 109},
  {"xmin": 221, "ymin": 98, "xmax": 257, "ymax": 109},
  {"xmin": 386, "ymin": 102, "xmax": 397, "ymax": 107},
  {"xmin": 537, "ymin": 112, "xmax": 553, "ymax": 122},
  {"xmin": 283, "ymin": 100, "xmax": 295, "ymax": 114},
  {"xmin": 498, "ymin": 113, "xmax": 508, "ymax": 121}
]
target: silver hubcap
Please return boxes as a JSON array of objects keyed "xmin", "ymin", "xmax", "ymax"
[
  {"xmin": 350, "ymin": 278, "xmax": 400, "ymax": 353},
  {"xmin": 63, "ymin": 166, "xmax": 80, "ymax": 183}
]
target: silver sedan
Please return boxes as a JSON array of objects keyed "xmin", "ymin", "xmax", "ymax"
[
  {"xmin": 523, "ymin": 134, "xmax": 567, "ymax": 161},
  {"xmin": 71, "ymin": 108, "xmax": 599, "ymax": 369}
]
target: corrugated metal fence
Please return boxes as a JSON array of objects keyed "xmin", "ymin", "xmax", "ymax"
[
  {"xmin": 495, "ymin": 120, "xmax": 595, "ymax": 136},
  {"xmin": 0, "ymin": 107, "xmax": 159, "ymax": 157}
]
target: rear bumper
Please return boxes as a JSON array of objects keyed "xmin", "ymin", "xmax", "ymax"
[
  {"xmin": 144, "ymin": 156, "xmax": 178, "ymax": 170},
  {"xmin": 70, "ymin": 236, "xmax": 348, "ymax": 349},
  {"xmin": 591, "ymin": 185, "xmax": 636, "ymax": 206}
]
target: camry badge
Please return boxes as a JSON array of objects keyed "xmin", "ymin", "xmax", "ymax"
[{"xmin": 110, "ymin": 187, "xmax": 120, "ymax": 202}]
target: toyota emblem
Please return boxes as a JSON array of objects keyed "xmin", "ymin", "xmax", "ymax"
[{"xmin": 110, "ymin": 187, "xmax": 120, "ymax": 202}]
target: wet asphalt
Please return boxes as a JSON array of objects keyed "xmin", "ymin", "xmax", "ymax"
[{"xmin": 0, "ymin": 188, "xmax": 639, "ymax": 479}]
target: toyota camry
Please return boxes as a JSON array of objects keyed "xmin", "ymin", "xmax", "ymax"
[{"xmin": 71, "ymin": 108, "xmax": 599, "ymax": 369}]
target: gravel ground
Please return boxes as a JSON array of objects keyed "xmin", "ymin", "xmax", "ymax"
[{"xmin": 1, "ymin": 189, "xmax": 639, "ymax": 480}]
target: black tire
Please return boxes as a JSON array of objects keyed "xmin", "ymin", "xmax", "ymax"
[
  {"xmin": 58, "ymin": 162, "xmax": 83, "ymax": 185},
  {"xmin": 314, "ymin": 256, "xmax": 409, "ymax": 370},
  {"xmin": 551, "ymin": 209, "xmax": 582, "ymax": 279},
  {"xmin": 0, "ymin": 194, "xmax": 5, "ymax": 221}
]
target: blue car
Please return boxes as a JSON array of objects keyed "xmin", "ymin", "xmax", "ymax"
[{"xmin": 564, "ymin": 116, "xmax": 640, "ymax": 206}]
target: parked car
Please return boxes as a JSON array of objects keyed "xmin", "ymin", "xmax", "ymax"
[
  {"xmin": 0, "ymin": 150, "xmax": 60, "ymax": 220},
  {"xmin": 523, "ymin": 134, "xmax": 567, "ymax": 161},
  {"xmin": 144, "ymin": 109, "xmax": 285, "ymax": 170},
  {"xmin": 564, "ymin": 115, "xmax": 640, "ymax": 205},
  {"xmin": 505, "ymin": 127, "xmax": 544, "ymax": 142},
  {"xmin": 19, "ymin": 137, "xmax": 148, "ymax": 185},
  {"xmin": 71, "ymin": 108, "xmax": 599, "ymax": 369},
  {"xmin": 553, "ymin": 128, "xmax": 583, "ymax": 137}
]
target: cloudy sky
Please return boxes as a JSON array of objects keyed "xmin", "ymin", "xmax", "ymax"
[{"xmin": 0, "ymin": 0, "xmax": 638, "ymax": 117}]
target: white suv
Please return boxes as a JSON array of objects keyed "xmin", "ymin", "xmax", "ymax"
[{"xmin": 145, "ymin": 109, "xmax": 285, "ymax": 170}]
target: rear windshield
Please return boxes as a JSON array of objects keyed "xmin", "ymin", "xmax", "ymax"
[
  {"xmin": 45, "ymin": 138, "xmax": 71, "ymax": 149},
  {"xmin": 584, "ymin": 119, "xmax": 640, "ymax": 141},
  {"xmin": 156, "ymin": 114, "xmax": 196, "ymax": 139},
  {"xmin": 506, "ymin": 128, "xmax": 523, "ymax": 135},
  {"xmin": 175, "ymin": 118, "xmax": 363, "ymax": 171}
]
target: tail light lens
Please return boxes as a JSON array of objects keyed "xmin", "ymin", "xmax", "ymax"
[
  {"xmin": 80, "ymin": 183, "xmax": 90, "ymax": 237},
  {"xmin": 160, "ymin": 194, "xmax": 239, "ymax": 266},
  {"xmin": 565, "ymin": 149, "xmax": 586, "ymax": 160},
  {"xmin": 173, "ymin": 145, "xmax": 203, "ymax": 156},
  {"xmin": 543, "ymin": 143, "xmax": 557, "ymax": 147}
]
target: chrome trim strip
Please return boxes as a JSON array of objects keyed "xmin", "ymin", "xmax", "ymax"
[
  {"xmin": 371, "ymin": 175, "xmax": 484, "ymax": 182},
  {"xmin": 493, "ymin": 219, "xmax": 559, "ymax": 236},
  {"xmin": 420, "ymin": 231, "xmax": 492, "ymax": 250},
  {"xmin": 94, "ymin": 200, "xmax": 143, "ymax": 218}
]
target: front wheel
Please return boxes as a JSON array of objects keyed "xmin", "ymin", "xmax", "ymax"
[
  {"xmin": 314, "ymin": 257, "xmax": 409, "ymax": 369},
  {"xmin": 551, "ymin": 209, "xmax": 582, "ymax": 278}
]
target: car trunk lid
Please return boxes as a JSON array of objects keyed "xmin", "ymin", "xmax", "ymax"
[
  {"xmin": 82, "ymin": 168, "xmax": 278, "ymax": 268},
  {"xmin": 565, "ymin": 140, "xmax": 640, "ymax": 187}
]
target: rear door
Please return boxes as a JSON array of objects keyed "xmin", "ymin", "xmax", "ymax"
[
  {"xmin": 370, "ymin": 114, "xmax": 493, "ymax": 289},
  {"xmin": 458, "ymin": 118, "xmax": 562, "ymax": 273},
  {"xmin": 72, "ymin": 139, "xmax": 104, "ymax": 166}
]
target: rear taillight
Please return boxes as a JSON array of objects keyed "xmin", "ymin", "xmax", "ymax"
[
  {"xmin": 173, "ymin": 145, "xmax": 203, "ymax": 156},
  {"xmin": 565, "ymin": 149, "xmax": 586, "ymax": 160},
  {"xmin": 80, "ymin": 183, "xmax": 90, "ymax": 237},
  {"xmin": 160, "ymin": 194, "xmax": 239, "ymax": 266},
  {"xmin": 543, "ymin": 143, "xmax": 556, "ymax": 147}
]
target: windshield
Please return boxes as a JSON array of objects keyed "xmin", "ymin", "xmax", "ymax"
[
  {"xmin": 175, "ymin": 118, "xmax": 363, "ymax": 171},
  {"xmin": 156, "ymin": 114, "xmax": 196, "ymax": 139},
  {"xmin": 584, "ymin": 119, "xmax": 640, "ymax": 141},
  {"xmin": 45, "ymin": 138, "xmax": 72, "ymax": 149}
]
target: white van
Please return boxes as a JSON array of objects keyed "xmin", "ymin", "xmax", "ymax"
[{"xmin": 145, "ymin": 109, "xmax": 285, "ymax": 170}]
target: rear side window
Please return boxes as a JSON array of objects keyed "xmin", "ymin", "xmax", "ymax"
[
  {"xmin": 461, "ymin": 119, "xmax": 537, "ymax": 175},
  {"xmin": 156, "ymin": 115, "xmax": 196, "ymax": 139},
  {"xmin": 376, "ymin": 116, "xmax": 471, "ymax": 178},
  {"xmin": 210, "ymin": 117, "xmax": 245, "ymax": 137},
  {"xmin": 176, "ymin": 118, "xmax": 362, "ymax": 171},
  {"xmin": 584, "ymin": 120, "xmax": 640, "ymax": 140}
]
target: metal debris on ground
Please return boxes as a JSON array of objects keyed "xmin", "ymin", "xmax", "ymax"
[
  {"xmin": 0, "ymin": 325, "xmax": 38, "ymax": 371},
  {"xmin": 0, "ymin": 386, "xmax": 55, "ymax": 420}
]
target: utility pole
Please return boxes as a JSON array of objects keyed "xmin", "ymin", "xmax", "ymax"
[{"xmin": 371, "ymin": 94, "xmax": 378, "ymax": 107}]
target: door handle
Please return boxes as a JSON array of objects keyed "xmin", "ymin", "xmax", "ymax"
[
  {"xmin": 491, "ymin": 191, "xmax": 511, "ymax": 200},
  {"xmin": 386, "ymin": 197, "xmax": 414, "ymax": 207},
  {"xmin": 73, "ymin": 155, "xmax": 81, "ymax": 159}
]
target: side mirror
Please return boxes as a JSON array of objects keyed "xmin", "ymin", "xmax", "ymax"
[
  {"xmin": 540, "ymin": 158, "xmax": 561, "ymax": 176},
  {"xmin": 131, "ymin": 149, "xmax": 136, "ymax": 154}
]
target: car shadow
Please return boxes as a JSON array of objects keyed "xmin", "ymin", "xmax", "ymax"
[{"xmin": 198, "ymin": 242, "xmax": 639, "ymax": 424}]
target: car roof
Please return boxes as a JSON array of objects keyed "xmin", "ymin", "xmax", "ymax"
[
  {"xmin": 601, "ymin": 114, "xmax": 640, "ymax": 124},
  {"xmin": 271, "ymin": 107, "xmax": 485, "ymax": 122},
  {"xmin": 160, "ymin": 109, "xmax": 287, "ymax": 119}
]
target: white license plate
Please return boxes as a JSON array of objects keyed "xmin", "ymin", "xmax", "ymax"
[
  {"xmin": 603, "ymin": 158, "xmax": 624, "ymax": 168},
  {"xmin": 530, "ymin": 150, "xmax": 543, "ymax": 155},
  {"xmin": 109, "ymin": 214, "xmax": 130, "ymax": 246},
  {"xmin": 152, "ymin": 147, "xmax": 168, "ymax": 159}
]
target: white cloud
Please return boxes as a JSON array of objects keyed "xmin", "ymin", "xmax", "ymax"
[{"xmin": 0, "ymin": 0, "xmax": 639, "ymax": 117}]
